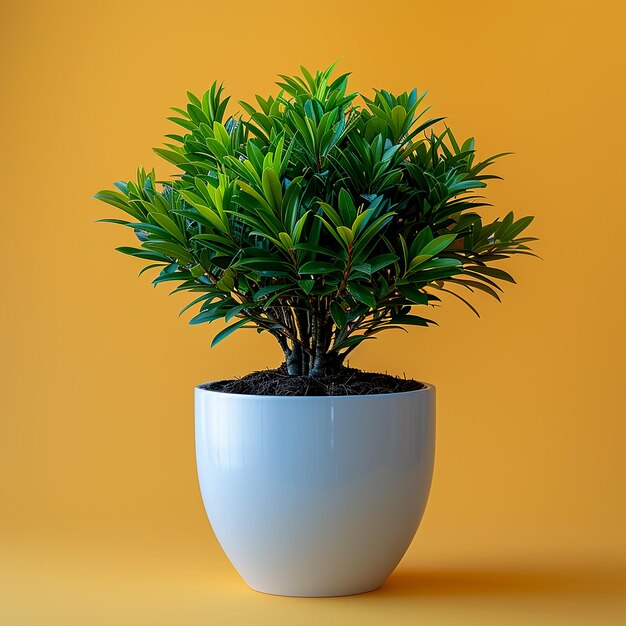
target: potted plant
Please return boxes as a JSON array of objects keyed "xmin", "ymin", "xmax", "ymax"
[{"xmin": 96, "ymin": 64, "xmax": 536, "ymax": 597}]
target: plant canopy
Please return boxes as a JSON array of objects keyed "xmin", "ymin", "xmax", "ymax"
[{"xmin": 96, "ymin": 64, "xmax": 536, "ymax": 376}]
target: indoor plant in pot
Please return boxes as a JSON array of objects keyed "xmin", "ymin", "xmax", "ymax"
[{"xmin": 96, "ymin": 65, "xmax": 536, "ymax": 597}]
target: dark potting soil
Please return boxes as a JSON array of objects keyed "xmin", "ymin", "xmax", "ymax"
[{"xmin": 199, "ymin": 365, "xmax": 425, "ymax": 397}]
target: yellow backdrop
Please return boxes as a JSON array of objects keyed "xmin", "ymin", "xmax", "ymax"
[{"xmin": 1, "ymin": 1, "xmax": 625, "ymax": 624}]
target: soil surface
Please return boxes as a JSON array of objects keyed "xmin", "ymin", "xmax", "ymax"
[{"xmin": 199, "ymin": 365, "xmax": 425, "ymax": 396}]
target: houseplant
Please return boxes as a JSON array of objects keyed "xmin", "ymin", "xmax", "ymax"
[{"xmin": 96, "ymin": 64, "xmax": 536, "ymax": 596}]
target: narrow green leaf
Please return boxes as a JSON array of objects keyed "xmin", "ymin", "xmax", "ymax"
[
  {"xmin": 500, "ymin": 215, "xmax": 534, "ymax": 241},
  {"xmin": 211, "ymin": 318, "xmax": 250, "ymax": 347},
  {"xmin": 116, "ymin": 247, "xmax": 169, "ymax": 262},
  {"xmin": 189, "ymin": 309, "xmax": 222, "ymax": 325},
  {"xmin": 398, "ymin": 286, "xmax": 428, "ymax": 304},
  {"xmin": 330, "ymin": 301, "xmax": 347, "ymax": 328},
  {"xmin": 420, "ymin": 234, "xmax": 456, "ymax": 256},
  {"xmin": 299, "ymin": 261, "xmax": 340, "ymax": 274},
  {"xmin": 333, "ymin": 335, "xmax": 375, "ymax": 351},
  {"xmin": 138, "ymin": 263, "xmax": 165, "ymax": 277},
  {"xmin": 254, "ymin": 284, "xmax": 291, "ymax": 300},
  {"xmin": 391, "ymin": 315, "xmax": 435, "ymax": 327},
  {"xmin": 179, "ymin": 293, "xmax": 216, "ymax": 317},
  {"xmin": 190, "ymin": 264, "xmax": 205, "ymax": 278},
  {"xmin": 224, "ymin": 304, "xmax": 249, "ymax": 323},
  {"xmin": 278, "ymin": 232, "xmax": 293, "ymax": 249},
  {"xmin": 348, "ymin": 283, "xmax": 377, "ymax": 308},
  {"xmin": 437, "ymin": 287, "xmax": 480, "ymax": 317},
  {"xmin": 467, "ymin": 265, "xmax": 516, "ymax": 283},
  {"xmin": 298, "ymin": 279, "xmax": 315, "ymax": 294},
  {"xmin": 336, "ymin": 226, "xmax": 354, "ymax": 246},
  {"xmin": 150, "ymin": 213, "xmax": 186, "ymax": 243},
  {"xmin": 368, "ymin": 253, "xmax": 399, "ymax": 272},
  {"xmin": 261, "ymin": 168, "xmax": 283, "ymax": 211}
]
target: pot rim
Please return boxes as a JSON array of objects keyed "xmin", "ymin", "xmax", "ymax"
[{"xmin": 195, "ymin": 381, "xmax": 435, "ymax": 400}]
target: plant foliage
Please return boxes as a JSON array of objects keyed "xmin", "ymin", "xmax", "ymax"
[{"xmin": 96, "ymin": 64, "xmax": 536, "ymax": 376}]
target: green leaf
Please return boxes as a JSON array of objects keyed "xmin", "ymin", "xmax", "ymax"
[
  {"xmin": 94, "ymin": 190, "xmax": 143, "ymax": 220},
  {"xmin": 224, "ymin": 304, "xmax": 249, "ymax": 323},
  {"xmin": 368, "ymin": 254, "xmax": 399, "ymax": 272},
  {"xmin": 443, "ymin": 288, "xmax": 480, "ymax": 317},
  {"xmin": 467, "ymin": 265, "xmax": 516, "ymax": 283},
  {"xmin": 391, "ymin": 315, "xmax": 435, "ymax": 327},
  {"xmin": 350, "ymin": 263, "xmax": 372, "ymax": 276},
  {"xmin": 138, "ymin": 263, "xmax": 164, "ymax": 277},
  {"xmin": 153, "ymin": 147, "xmax": 188, "ymax": 166},
  {"xmin": 333, "ymin": 335, "xmax": 375, "ymax": 351},
  {"xmin": 298, "ymin": 279, "xmax": 315, "ymax": 294},
  {"xmin": 299, "ymin": 261, "xmax": 340, "ymax": 274},
  {"xmin": 217, "ymin": 268, "xmax": 236, "ymax": 292},
  {"xmin": 317, "ymin": 201, "xmax": 343, "ymax": 227},
  {"xmin": 142, "ymin": 241, "xmax": 194, "ymax": 264},
  {"xmin": 254, "ymin": 284, "xmax": 291, "ymax": 300},
  {"xmin": 330, "ymin": 301, "xmax": 347, "ymax": 328},
  {"xmin": 500, "ymin": 215, "xmax": 534, "ymax": 241},
  {"xmin": 293, "ymin": 242, "xmax": 337, "ymax": 257},
  {"xmin": 261, "ymin": 168, "xmax": 283, "ymax": 211},
  {"xmin": 417, "ymin": 258, "xmax": 462, "ymax": 270},
  {"xmin": 410, "ymin": 227, "xmax": 433, "ymax": 257},
  {"xmin": 348, "ymin": 283, "xmax": 377, "ymax": 308},
  {"xmin": 190, "ymin": 264, "xmax": 205, "ymax": 278},
  {"xmin": 179, "ymin": 293, "xmax": 216, "ymax": 317},
  {"xmin": 398, "ymin": 286, "xmax": 428, "ymax": 304},
  {"xmin": 448, "ymin": 278, "xmax": 502, "ymax": 301},
  {"xmin": 336, "ymin": 226, "xmax": 354, "ymax": 246},
  {"xmin": 420, "ymin": 234, "xmax": 456, "ymax": 256},
  {"xmin": 96, "ymin": 218, "xmax": 130, "ymax": 226},
  {"xmin": 150, "ymin": 213, "xmax": 186, "ymax": 243},
  {"xmin": 189, "ymin": 309, "xmax": 223, "ymax": 325},
  {"xmin": 278, "ymin": 232, "xmax": 293, "ymax": 249},
  {"xmin": 116, "ymin": 247, "xmax": 169, "ymax": 262},
  {"xmin": 236, "ymin": 180, "xmax": 273, "ymax": 212},
  {"xmin": 338, "ymin": 188, "xmax": 357, "ymax": 224},
  {"xmin": 211, "ymin": 318, "xmax": 250, "ymax": 347},
  {"xmin": 408, "ymin": 254, "xmax": 433, "ymax": 271}
]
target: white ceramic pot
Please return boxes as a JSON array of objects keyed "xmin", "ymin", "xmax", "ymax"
[{"xmin": 195, "ymin": 384, "xmax": 436, "ymax": 597}]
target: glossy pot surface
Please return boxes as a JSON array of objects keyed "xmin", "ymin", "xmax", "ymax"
[{"xmin": 195, "ymin": 384, "xmax": 435, "ymax": 597}]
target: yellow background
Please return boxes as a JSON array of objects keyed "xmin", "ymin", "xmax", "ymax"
[{"xmin": 1, "ymin": 1, "xmax": 625, "ymax": 623}]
